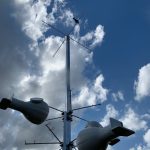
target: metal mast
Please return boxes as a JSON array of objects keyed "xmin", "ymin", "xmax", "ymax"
[
  {"xmin": 63, "ymin": 35, "xmax": 72, "ymax": 150},
  {"xmin": 66, "ymin": 35, "xmax": 72, "ymax": 114},
  {"xmin": 23, "ymin": 19, "xmax": 102, "ymax": 150}
]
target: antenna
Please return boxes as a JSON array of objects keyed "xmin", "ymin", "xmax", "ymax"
[
  {"xmin": 0, "ymin": 16, "xmax": 135, "ymax": 150},
  {"xmin": 42, "ymin": 18, "xmax": 92, "ymax": 58},
  {"xmin": 25, "ymin": 18, "xmax": 101, "ymax": 150},
  {"xmin": 44, "ymin": 18, "xmax": 101, "ymax": 150},
  {"xmin": 0, "ymin": 18, "xmax": 101, "ymax": 150}
]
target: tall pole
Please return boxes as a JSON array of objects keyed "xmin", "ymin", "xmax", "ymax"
[
  {"xmin": 63, "ymin": 35, "xmax": 72, "ymax": 150},
  {"xmin": 66, "ymin": 36, "xmax": 72, "ymax": 113}
]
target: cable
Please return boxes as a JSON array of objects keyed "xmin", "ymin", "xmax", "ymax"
[
  {"xmin": 25, "ymin": 141, "xmax": 60, "ymax": 145},
  {"xmin": 45, "ymin": 116, "xmax": 62, "ymax": 121},
  {"xmin": 42, "ymin": 21, "xmax": 65, "ymax": 36},
  {"xmin": 70, "ymin": 37, "xmax": 92, "ymax": 51},
  {"xmin": 43, "ymin": 19, "xmax": 92, "ymax": 58},
  {"xmin": 53, "ymin": 38, "xmax": 66, "ymax": 57},
  {"xmin": 45, "ymin": 124, "xmax": 62, "ymax": 143},
  {"xmin": 72, "ymin": 103, "xmax": 101, "ymax": 111},
  {"xmin": 48, "ymin": 105, "xmax": 63, "ymax": 113},
  {"xmin": 72, "ymin": 115, "xmax": 89, "ymax": 122}
]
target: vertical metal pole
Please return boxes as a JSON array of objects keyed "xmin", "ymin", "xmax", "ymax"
[
  {"xmin": 63, "ymin": 35, "xmax": 72, "ymax": 150},
  {"xmin": 66, "ymin": 35, "xmax": 72, "ymax": 113},
  {"xmin": 63, "ymin": 112, "xmax": 68, "ymax": 150}
]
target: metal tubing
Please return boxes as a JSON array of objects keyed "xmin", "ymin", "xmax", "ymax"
[
  {"xmin": 46, "ymin": 124, "xmax": 62, "ymax": 143},
  {"xmin": 72, "ymin": 103, "xmax": 101, "ymax": 111},
  {"xmin": 66, "ymin": 35, "xmax": 72, "ymax": 113},
  {"xmin": 63, "ymin": 112, "xmax": 68, "ymax": 150},
  {"xmin": 63, "ymin": 35, "xmax": 72, "ymax": 150},
  {"xmin": 48, "ymin": 106, "xmax": 63, "ymax": 113}
]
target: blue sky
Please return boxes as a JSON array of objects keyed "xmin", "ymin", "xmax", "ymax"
[
  {"xmin": 70, "ymin": 1, "xmax": 150, "ymax": 149},
  {"xmin": 0, "ymin": 0, "xmax": 150, "ymax": 150}
]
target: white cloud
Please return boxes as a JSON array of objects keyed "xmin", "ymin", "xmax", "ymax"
[
  {"xmin": 134, "ymin": 63, "xmax": 150, "ymax": 101},
  {"xmin": 91, "ymin": 25, "xmax": 105, "ymax": 47},
  {"xmin": 142, "ymin": 113, "xmax": 150, "ymax": 120},
  {"xmin": 107, "ymin": 145, "xmax": 114, "ymax": 150},
  {"xmin": 100, "ymin": 106, "xmax": 149, "ymax": 150},
  {"xmin": 130, "ymin": 148, "xmax": 135, "ymax": 150},
  {"xmin": 144, "ymin": 129, "xmax": 150, "ymax": 147},
  {"xmin": 94, "ymin": 74, "xmax": 109, "ymax": 102},
  {"xmin": 59, "ymin": 9, "xmax": 74, "ymax": 27},
  {"xmin": 73, "ymin": 74, "xmax": 108, "ymax": 107},
  {"xmin": 112, "ymin": 91, "xmax": 124, "ymax": 102},
  {"xmin": 130, "ymin": 143, "xmax": 150, "ymax": 150},
  {"xmin": 129, "ymin": 129, "xmax": 150, "ymax": 150},
  {"xmin": 129, "ymin": 145, "xmax": 147, "ymax": 150},
  {"xmin": 120, "ymin": 108, "xmax": 147, "ymax": 131},
  {"xmin": 0, "ymin": 0, "xmax": 106, "ymax": 149},
  {"xmin": 131, "ymin": 130, "xmax": 150, "ymax": 150},
  {"xmin": 80, "ymin": 25, "xmax": 105, "ymax": 48},
  {"xmin": 13, "ymin": 0, "xmax": 48, "ymax": 41},
  {"xmin": 100, "ymin": 104, "xmax": 119, "ymax": 126}
]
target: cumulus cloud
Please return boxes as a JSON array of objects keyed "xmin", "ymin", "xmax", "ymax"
[
  {"xmin": 13, "ymin": 0, "xmax": 47, "ymax": 41},
  {"xmin": 107, "ymin": 145, "xmax": 114, "ymax": 150},
  {"xmin": 100, "ymin": 105, "xmax": 148, "ymax": 131},
  {"xmin": 134, "ymin": 63, "xmax": 150, "ymax": 101},
  {"xmin": 0, "ymin": 0, "xmax": 106, "ymax": 149},
  {"xmin": 144, "ymin": 129, "xmax": 150, "ymax": 147},
  {"xmin": 120, "ymin": 108, "xmax": 147, "ymax": 131},
  {"xmin": 112, "ymin": 91, "xmax": 124, "ymax": 102},
  {"xmin": 100, "ymin": 105, "xmax": 149, "ymax": 150},
  {"xmin": 100, "ymin": 104, "xmax": 119, "ymax": 126},
  {"xmin": 80, "ymin": 25, "xmax": 105, "ymax": 48},
  {"xmin": 129, "ymin": 129, "xmax": 150, "ymax": 150},
  {"xmin": 129, "ymin": 145, "xmax": 148, "ymax": 150},
  {"xmin": 73, "ymin": 74, "xmax": 108, "ymax": 107}
]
